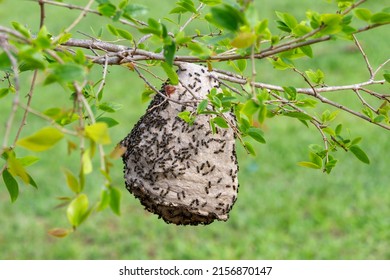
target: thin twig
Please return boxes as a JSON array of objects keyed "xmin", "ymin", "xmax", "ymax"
[
  {"xmin": 62, "ymin": 0, "xmax": 95, "ymax": 35},
  {"xmin": 179, "ymin": 3, "xmax": 204, "ymax": 32},
  {"xmin": 353, "ymin": 89, "xmax": 378, "ymax": 113},
  {"xmin": 96, "ymin": 54, "xmax": 109, "ymax": 98},
  {"xmin": 1, "ymin": 39, "xmax": 20, "ymax": 149},
  {"xmin": 12, "ymin": 71, "xmax": 38, "ymax": 146},
  {"xmin": 30, "ymin": 0, "xmax": 145, "ymax": 28},
  {"xmin": 353, "ymin": 34, "xmax": 374, "ymax": 79}
]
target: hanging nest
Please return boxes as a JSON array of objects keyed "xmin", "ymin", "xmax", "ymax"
[{"xmin": 120, "ymin": 63, "xmax": 239, "ymax": 225}]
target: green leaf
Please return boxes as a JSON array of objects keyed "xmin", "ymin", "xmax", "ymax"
[
  {"xmin": 276, "ymin": 11, "xmax": 298, "ymax": 30},
  {"xmin": 309, "ymin": 152, "xmax": 323, "ymax": 168},
  {"xmin": 0, "ymin": 88, "xmax": 9, "ymax": 99},
  {"xmin": 110, "ymin": 187, "xmax": 122, "ymax": 215},
  {"xmin": 116, "ymin": 28, "xmax": 133, "ymax": 40},
  {"xmin": 96, "ymin": 117, "xmax": 119, "ymax": 128},
  {"xmin": 384, "ymin": 73, "xmax": 390, "ymax": 83},
  {"xmin": 207, "ymin": 4, "xmax": 245, "ymax": 31},
  {"xmin": 349, "ymin": 145, "xmax": 370, "ymax": 164},
  {"xmin": 11, "ymin": 21, "xmax": 31, "ymax": 38},
  {"xmin": 85, "ymin": 122, "xmax": 111, "ymax": 144},
  {"xmin": 82, "ymin": 149, "xmax": 93, "ymax": 174},
  {"xmin": 247, "ymin": 127, "xmax": 266, "ymax": 143},
  {"xmin": 64, "ymin": 168, "xmax": 80, "ymax": 194},
  {"xmin": 163, "ymin": 41, "xmax": 176, "ymax": 67},
  {"xmin": 241, "ymin": 99, "xmax": 259, "ymax": 119},
  {"xmin": 6, "ymin": 152, "xmax": 29, "ymax": 184},
  {"xmin": 244, "ymin": 141, "xmax": 256, "ymax": 156},
  {"xmin": 370, "ymin": 12, "xmax": 390, "ymax": 24},
  {"xmin": 283, "ymin": 86, "xmax": 297, "ymax": 100},
  {"xmin": 355, "ymin": 8, "xmax": 372, "ymax": 22},
  {"xmin": 197, "ymin": 99, "xmax": 208, "ymax": 114},
  {"xmin": 98, "ymin": 3, "xmax": 117, "ymax": 17},
  {"xmin": 45, "ymin": 63, "xmax": 86, "ymax": 84},
  {"xmin": 98, "ymin": 102, "xmax": 123, "ymax": 113},
  {"xmin": 123, "ymin": 4, "xmax": 148, "ymax": 17},
  {"xmin": 305, "ymin": 69, "xmax": 324, "ymax": 84},
  {"xmin": 237, "ymin": 59, "xmax": 247, "ymax": 72},
  {"xmin": 320, "ymin": 14, "xmax": 343, "ymax": 34},
  {"xmin": 283, "ymin": 111, "xmax": 312, "ymax": 121},
  {"xmin": 35, "ymin": 26, "xmax": 51, "ymax": 49},
  {"xmin": 231, "ymin": 32, "xmax": 257, "ymax": 48},
  {"xmin": 2, "ymin": 169, "xmax": 19, "ymax": 202},
  {"xmin": 299, "ymin": 45, "xmax": 313, "ymax": 58},
  {"xmin": 97, "ymin": 189, "xmax": 110, "ymax": 212},
  {"xmin": 298, "ymin": 161, "xmax": 321, "ymax": 169},
  {"xmin": 107, "ymin": 24, "xmax": 119, "ymax": 36},
  {"xmin": 212, "ymin": 116, "xmax": 229, "ymax": 128},
  {"xmin": 17, "ymin": 127, "xmax": 64, "ymax": 152},
  {"xmin": 178, "ymin": 111, "xmax": 195, "ymax": 125},
  {"xmin": 200, "ymin": 0, "xmax": 222, "ymax": 5},
  {"xmin": 161, "ymin": 62, "xmax": 179, "ymax": 85},
  {"xmin": 67, "ymin": 194, "xmax": 89, "ymax": 227},
  {"xmin": 17, "ymin": 156, "xmax": 39, "ymax": 167},
  {"xmin": 257, "ymin": 105, "xmax": 267, "ymax": 124}
]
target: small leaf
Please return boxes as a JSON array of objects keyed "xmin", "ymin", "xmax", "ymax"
[
  {"xmin": 197, "ymin": 99, "xmax": 208, "ymax": 114},
  {"xmin": 66, "ymin": 194, "xmax": 89, "ymax": 227},
  {"xmin": 163, "ymin": 41, "xmax": 176, "ymax": 67},
  {"xmin": 212, "ymin": 116, "xmax": 229, "ymax": 128},
  {"xmin": 247, "ymin": 127, "xmax": 266, "ymax": 143},
  {"xmin": 161, "ymin": 62, "xmax": 179, "ymax": 85},
  {"xmin": 85, "ymin": 122, "xmax": 111, "ymax": 144},
  {"xmin": 355, "ymin": 8, "xmax": 372, "ymax": 22},
  {"xmin": 82, "ymin": 149, "xmax": 93, "ymax": 174},
  {"xmin": 283, "ymin": 111, "xmax": 312, "ymax": 121},
  {"xmin": 178, "ymin": 111, "xmax": 195, "ymax": 125},
  {"xmin": 96, "ymin": 117, "xmax": 119, "ymax": 128},
  {"xmin": 123, "ymin": 4, "xmax": 148, "ymax": 17},
  {"xmin": 11, "ymin": 21, "xmax": 31, "ymax": 38},
  {"xmin": 98, "ymin": 3, "xmax": 117, "ymax": 17},
  {"xmin": 2, "ymin": 169, "xmax": 19, "ymax": 202},
  {"xmin": 200, "ymin": 0, "xmax": 222, "ymax": 5},
  {"xmin": 384, "ymin": 73, "xmax": 390, "ymax": 83},
  {"xmin": 298, "ymin": 161, "xmax": 321, "ymax": 169},
  {"xmin": 349, "ymin": 145, "xmax": 370, "ymax": 164},
  {"xmin": 110, "ymin": 187, "xmax": 122, "ymax": 215},
  {"xmin": 48, "ymin": 228, "xmax": 70, "ymax": 238},
  {"xmin": 107, "ymin": 24, "xmax": 119, "ymax": 36},
  {"xmin": 231, "ymin": 32, "xmax": 257, "ymax": 49},
  {"xmin": 64, "ymin": 168, "xmax": 80, "ymax": 194},
  {"xmin": 98, "ymin": 102, "xmax": 123, "ymax": 113},
  {"xmin": 110, "ymin": 144, "xmax": 127, "ymax": 159},
  {"xmin": 207, "ymin": 4, "xmax": 245, "ymax": 31},
  {"xmin": 0, "ymin": 88, "xmax": 9, "ymax": 99},
  {"xmin": 17, "ymin": 127, "xmax": 64, "ymax": 152},
  {"xmin": 237, "ymin": 59, "xmax": 247, "ymax": 72},
  {"xmin": 244, "ymin": 141, "xmax": 256, "ymax": 156},
  {"xmin": 370, "ymin": 12, "xmax": 390, "ymax": 24},
  {"xmin": 97, "ymin": 189, "xmax": 110, "ymax": 211},
  {"xmin": 6, "ymin": 152, "xmax": 29, "ymax": 184},
  {"xmin": 116, "ymin": 28, "xmax": 133, "ymax": 40}
]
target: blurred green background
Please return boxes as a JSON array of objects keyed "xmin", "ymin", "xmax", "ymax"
[{"xmin": 0, "ymin": 0, "xmax": 389, "ymax": 259}]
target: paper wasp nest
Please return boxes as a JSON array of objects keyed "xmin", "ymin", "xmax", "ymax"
[{"xmin": 120, "ymin": 63, "xmax": 239, "ymax": 225}]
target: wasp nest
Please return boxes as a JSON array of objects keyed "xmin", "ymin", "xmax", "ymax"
[{"xmin": 120, "ymin": 63, "xmax": 239, "ymax": 225}]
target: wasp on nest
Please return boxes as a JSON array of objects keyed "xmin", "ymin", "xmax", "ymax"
[{"xmin": 120, "ymin": 63, "xmax": 239, "ymax": 225}]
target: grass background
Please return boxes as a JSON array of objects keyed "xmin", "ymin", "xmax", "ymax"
[{"xmin": 0, "ymin": 0, "xmax": 389, "ymax": 259}]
